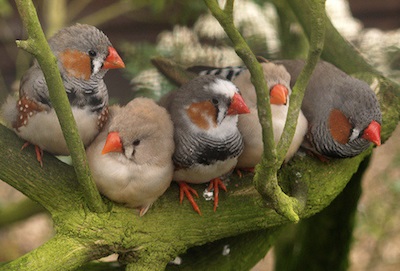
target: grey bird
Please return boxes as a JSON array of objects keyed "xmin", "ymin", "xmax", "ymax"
[
  {"xmin": 159, "ymin": 75, "xmax": 250, "ymax": 215},
  {"xmin": 188, "ymin": 62, "xmax": 308, "ymax": 169},
  {"xmin": 190, "ymin": 59, "xmax": 382, "ymax": 159},
  {"xmin": 86, "ymin": 98, "xmax": 175, "ymax": 216},
  {"xmin": 274, "ymin": 59, "xmax": 382, "ymax": 159},
  {"xmin": 1, "ymin": 23, "xmax": 125, "ymax": 166}
]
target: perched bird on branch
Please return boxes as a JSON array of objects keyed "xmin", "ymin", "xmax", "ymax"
[
  {"xmin": 188, "ymin": 61, "xmax": 308, "ymax": 169},
  {"xmin": 86, "ymin": 98, "xmax": 175, "ymax": 216},
  {"xmin": 1, "ymin": 23, "xmax": 125, "ymax": 166},
  {"xmin": 274, "ymin": 59, "xmax": 382, "ymax": 159},
  {"xmin": 188, "ymin": 59, "xmax": 382, "ymax": 160},
  {"xmin": 160, "ymin": 75, "xmax": 250, "ymax": 215}
]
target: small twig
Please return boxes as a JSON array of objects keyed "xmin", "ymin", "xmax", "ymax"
[
  {"xmin": 204, "ymin": 0, "xmax": 277, "ymax": 164},
  {"xmin": 204, "ymin": 0, "xmax": 326, "ymax": 222},
  {"xmin": 14, "ymin": 0, "xmax": 106, "ymax": 213},
  {"xmin": 204, "ymin": 0, "xmax": 301, "ymax": 221},
  {"xmin": 44, "ymin": 0, "xmax": 67, "ymax": 37},
  {"xmin": 68, "ymin": 0, "xmax": 94, "ymax": 21},
  {"xmin": 276, "ymin": 0, "xmax": 326, "ymax": 162},
  {"xmin": 78, "ymin": 1, "xmax": 143, "ymax": 26}
]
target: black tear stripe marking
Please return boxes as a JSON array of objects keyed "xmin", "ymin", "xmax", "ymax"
[{"xmin": 66, "ymin": 88, "xmax": 77, "ymax": 104}]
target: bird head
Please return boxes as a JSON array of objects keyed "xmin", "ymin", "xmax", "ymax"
[
  {"xmin": 326, "ymin": 107, "xmax": 381, "ymax": 157},
  {"xmin": 50, "ymin": 24, "xmax": 125, "ymax": 81},
  {"xmin": 101, "ymin": 99, "xmax": 174, "ymax": 163},
  {"xmin": 183, "ymin": 75, "xmax": 250, "ymax": 131}
]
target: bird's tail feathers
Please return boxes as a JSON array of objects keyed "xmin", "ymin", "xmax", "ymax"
[{"xmin": 1, "ymin": 95, "xmax": 18, "ymax": 128}]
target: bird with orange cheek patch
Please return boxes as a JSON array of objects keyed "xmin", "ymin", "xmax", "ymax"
[
  {"xmin": 188, "ymin": 62, "xmax": 308, "ymax": 169},
  {"xmin": 1, "ymin": 24, "xmax": 125, "ymax": 166},
  {"xmin": 189, "ymin": 59, "xmax": 382, "ymax": 160},
  {"xmin": 86, "ymin": 98, "xmax": 175, "ymax": 216},
  {"xmin": 273, "ymin": 59, "xmax": 382, "ymax": 159},
  {"xmin": 159, "ymin": 75, "xmax": 250, "ymax": 215}
]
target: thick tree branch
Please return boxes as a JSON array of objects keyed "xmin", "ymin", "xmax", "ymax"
[
  {"xmin": 0, "ymin": 198, "xmax": 46, "ymax": 227},
  {"xmin": 0, "ymin": 125, "xmax": 82, "ymax": 213},
  {"xmin": 0, "ymin": 119, "xmax": 377, "ymax": 270},
  {"xmin": 1, "ymin": 234, "xmax": 107, "ymax": 271},
  {"xmin": 285, "ymin": 0, "xmax": 374, "ymax": 74},
  {"xmin": 14, "ymin": 0, "xmax": 106, "ymax": 213}
]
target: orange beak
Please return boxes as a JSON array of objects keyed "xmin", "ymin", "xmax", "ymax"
[
  {"xmin": 103, "ymin": 47, "xmax": 125, "ymax": 69},
  {"xmin": 270, "ymin": 84, "xmax": 288, "ymax": 105},
  {"xmin": 102, "ymin": 132, "xmax": 123, "ymax": 154},
  {"xmin": 227, "ymin": 93, "xmax": 250, "ymax": 115},
  {"xmin": 362, "ymin": 120, "xmax": 381, "ymax": 146}
]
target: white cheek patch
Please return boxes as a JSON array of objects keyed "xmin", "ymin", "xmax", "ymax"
[
  {"xmin": 92, "ymin": 58, "xmax": 103, "ymax": 75},
  {"xmin": 349, "ymin": 128, "xmax": 361, "ymax": 142}
]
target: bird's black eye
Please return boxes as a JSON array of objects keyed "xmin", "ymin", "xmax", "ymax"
[
  {"xmin": 211, "ymin": 98, "xmax": 219, "ymax": 106},
  {"xmin": 88, "ymin": 50, "xmax": 97, "ymax": 57},
  {"xmin": 133, "ymin": 139, "xmax": 141, "ymax": 146}
]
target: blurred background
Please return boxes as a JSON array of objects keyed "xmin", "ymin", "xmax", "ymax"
[{"xmin": 0, "ymin": 0, "xmax": 399, "ymax": 270}]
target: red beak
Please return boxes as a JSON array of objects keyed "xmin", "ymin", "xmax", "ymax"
[
  {"xmin": 227, "ymin": 93, "xmax": 250, "ymax": 115},
  {"xmin": 362, "ymin": 120, "xmax": 381, "ymax": 146},
  {"xmin": 102, "ymin": 132, "xmax": 123, "ymax": 154},
  {"xmin": 103, "ymin": 47, "xmax": 125, "ymax": 69},
  {"xmin": 270, "ymin": 84, "xmax": 289, "ymax": 105}
]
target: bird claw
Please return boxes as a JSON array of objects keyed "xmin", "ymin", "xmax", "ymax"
[
  {"xmin": 178, "ymin": 182, "xmax": 201, "ymax": 215},
  {"xmin": 21, "ymin": 142, "xmax": 44, "ymax": 167},
  {"xmin": 139, "ymin": 204, "xmax": 151, "ymax": 217},
  {"xmin": 208, "ymin": 178, "xmax": 227, "ymax": 212},
  {"xmin": 236, "ymin": 167, "xmax": 255, "ymax": 178}
]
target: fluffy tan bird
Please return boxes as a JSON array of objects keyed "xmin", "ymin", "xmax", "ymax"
[
  {"xmin": 1, "ymin": 24, "xmax": 125, "ymax": 166},
  {"xmin": 234, "ymin": 62, "xmax": 308, "ymax": 168},
  {"xmin": 86, "ymin": 98, "xmax": 175, "ymax": 216}
]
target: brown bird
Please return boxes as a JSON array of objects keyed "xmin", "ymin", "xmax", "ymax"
[
  {"xmin": 86, "ymin": 98, "xmax": 175, "ymax": 216},
  {"xmin": 160, "ymin": 75, "xmax": 250, "ymax": 215},
  {"xmin": 1, "ymin": 23, "xmax": 125, "ymax": 166}
]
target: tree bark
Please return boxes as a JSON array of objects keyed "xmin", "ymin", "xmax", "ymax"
[{"xmin": 274, "ymin": 156, "xmax": 369, "ymax": 271}]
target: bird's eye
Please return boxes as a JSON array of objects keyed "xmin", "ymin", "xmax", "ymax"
[
  {"xmin": 133, "ymin": 139, "xmax": 141, "ymax": 146},
  {"xmin": 88, "ymin": 50, "xmax": 97, "ymax": 57},
  {"xmin": 211, "ymin": 98, "xmax": 219, "ymax": 105}
]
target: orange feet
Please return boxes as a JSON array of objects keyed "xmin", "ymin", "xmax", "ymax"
[
  {"xmin": 178, "ymin": 182, "xmax": 201, "ymax": 215},
  {"xmin": 236, "ymin": 167, "xmax": 255, "ymax": 178},
  {"xmin": 21, "ymin": 142, "xmax": 44, "ymax": 167},
  {"xmin": 207, "ymin": 178, "xmax": 227, "ymax": 212}
]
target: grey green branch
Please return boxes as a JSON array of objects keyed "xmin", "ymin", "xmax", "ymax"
[
  {"xmin": 14, "ymin": 0, "xmax": 106, "ymax": 213},
  {"xmin": 203, "ymin": 0, "xmax": 326, "ymax": 222}
]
